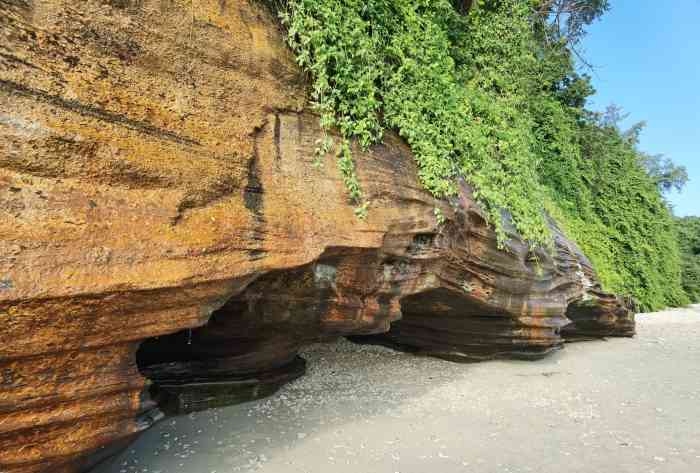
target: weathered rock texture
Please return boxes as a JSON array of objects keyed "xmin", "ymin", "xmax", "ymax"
[
  {"xmin": 0, "ymin": 1, "xmax": 634, "ymax": 472},
  {"xmin": 351, "ymin": 217, "xmax": 636, "ymax": 361}
]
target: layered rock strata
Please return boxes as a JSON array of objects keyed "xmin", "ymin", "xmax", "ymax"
[
  {"xmin": 0, "ymin": 1, "xmax": 634, "ymax": 472},
  {"xmin": 562, "ymin": 248, "xmax": 637, "ymax": 340},
  {"xmin": 563, "ymin": 292, "xmax": 637, "ymax": 340},
  {"xmin": 353, "ymin": 224, "xmax": 636, "ymax": 359}
]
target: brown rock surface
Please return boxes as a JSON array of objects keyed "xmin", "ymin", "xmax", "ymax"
[
  {"xmin": 0, "ymin": 1, "xmax": 634, "ymax": 472},
  {"xmin": 351, "ymin": 215, "xmax": 635, "ymax": 360},
  {"xmin": 562, "ymin": 248, "xmax": 637, "ymax": 340}
]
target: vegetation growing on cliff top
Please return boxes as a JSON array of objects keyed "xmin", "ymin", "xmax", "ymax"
[
  {"xmin": 677, "ymin": 217, "xmax": 700, "ymax": 303},
  {"xmin": 275, "ymin": 0, "xmax": 687, "ymax": 310}
]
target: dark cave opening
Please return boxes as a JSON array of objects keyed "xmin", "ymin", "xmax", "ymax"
[{"xmin": 135, "ymin": 296, "xmax": 306, "ymax": 416}]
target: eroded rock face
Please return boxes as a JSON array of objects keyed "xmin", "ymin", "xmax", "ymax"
[
  {"xmin": 0, "ymin": 1, "xmax": 634, "ymax": 472},
  {"xmin": 138, "ymin": 182, "xmax": 636, "ymax": 412},
  {"xmin": 355, "ymin": 220, "xmax": 636, "ymax": 360},
  {"xmin": 561, "ymin": 248, "xmax": 637, "ymax": 341},
  {"xmin": 563, "ymin": 292, "xmax": 636, "ymax": 340}
]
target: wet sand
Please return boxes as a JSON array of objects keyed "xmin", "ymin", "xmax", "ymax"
[{"xmin": 96, "ymin": 305, "xmax": 700, "ymax": 473}]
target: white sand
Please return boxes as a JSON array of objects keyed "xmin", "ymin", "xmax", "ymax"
[{"xmin": 97, "ymin": 305, "xmax": 700, "ymax": 473}]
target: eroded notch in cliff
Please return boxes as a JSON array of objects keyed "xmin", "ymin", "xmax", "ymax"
[{"xmin": 135, "ymin": 298, "xmax": 306, "ymax": 416}]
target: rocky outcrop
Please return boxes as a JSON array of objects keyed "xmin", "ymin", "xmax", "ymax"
[
  {"xmin": 563, "ymin": 292, "xmax": 636, "ymax": 340},
  {"xmin": 138, "ymin": 188, "xmax": 630, "ymax": 413},
  {"xmin": 0, "ymin": 1, "xmax": 634, "ymax": 472},
  {"xmin": 350, "ymin": 216, "xmax": 636, "ymax": 360},
  {"xmin": 562, "ymin": 248, "xmax": 637, "ymax": 340}
]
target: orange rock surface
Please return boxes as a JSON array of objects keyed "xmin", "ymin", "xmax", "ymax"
[{"xmin": 0, "ymin": 1, "xmax": 634, "ymax": 472}]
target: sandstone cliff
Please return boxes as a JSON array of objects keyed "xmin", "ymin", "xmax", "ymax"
[{"xmin": 0, "ymin": 1, "xmax": 633, "ymax": 472}]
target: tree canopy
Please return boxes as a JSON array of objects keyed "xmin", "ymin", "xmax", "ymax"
[
  {"xmin": 533, "ymin": 0, "xmax": 610, "ymax": 45},
  {"xmin": 677, "ymin": 217, "xmax": 700, "ymax": 303}
]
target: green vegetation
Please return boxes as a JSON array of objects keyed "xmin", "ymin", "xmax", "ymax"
[
  {"xmin": 541, "ymin": 109, "xmax": 689, "ymax": 310},
  {"xmin": 677, "ymin": 217, "xmax": 700, "ymax": 303},
  {"xmin": 270, "ymin": 0, "xmax": 688, "ymax": 310}
]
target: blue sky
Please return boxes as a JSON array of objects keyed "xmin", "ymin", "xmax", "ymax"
[{"xmin": 581, "ymin": 0, "xmax": 699, "ymax": 216}]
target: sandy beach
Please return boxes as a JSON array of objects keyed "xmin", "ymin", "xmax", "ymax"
[{"xmin": 97, "ymin": 305, "xmax": 700, "ymax": 473}]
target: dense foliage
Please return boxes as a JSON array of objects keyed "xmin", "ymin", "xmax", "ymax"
[
  {"xmin": 273, "ymin": 0, "xmax": 687, "ymax": 310},
  {"xmin": 541, "ymin": 113, "xmax": 689, "ymax": 310},
  {"xmin": 677, "ymin": 217, "xmax": 700, "ymax": 303}
]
